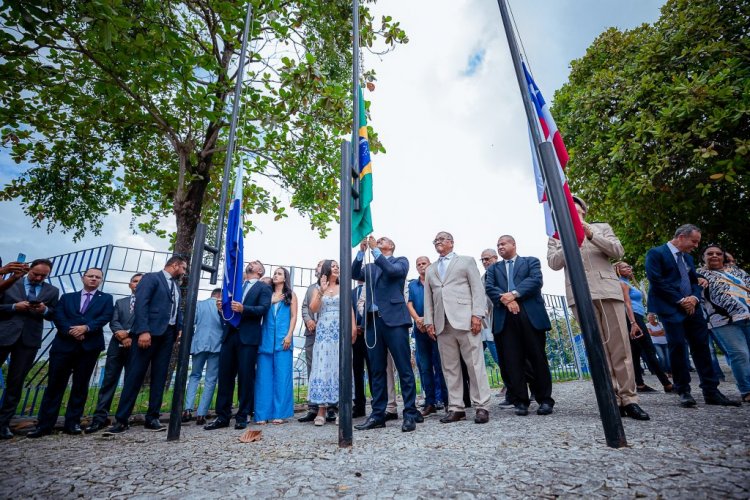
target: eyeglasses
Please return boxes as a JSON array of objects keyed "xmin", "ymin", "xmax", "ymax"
[
  {"xmin": 480, "ymin": 257, "xmax": 494, "ymax": 262},
  {"xmin": 433, "ymin": 237, "xmax": 452, "ymax": 245}
]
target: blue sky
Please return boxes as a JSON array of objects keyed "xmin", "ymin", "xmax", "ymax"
[{"xmin": 0, "ymin": 0, "xmax": 665, "ymax": 293}]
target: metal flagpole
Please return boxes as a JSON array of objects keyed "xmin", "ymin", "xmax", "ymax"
[
  {"xmin": 210, "ymin": 2, "xmax": 253, "ymax": 284},
  {"xmin": 496, "ymin": 0, "xmax": 626, "ymax": 448},
  {"xmin": 337, "ymin": 0, "xmax": 359, "ymax": 449}
]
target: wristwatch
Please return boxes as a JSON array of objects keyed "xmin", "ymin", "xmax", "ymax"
[{"xmin": 511, "ymin": 290, "xmax": 520, "ymax": 299}]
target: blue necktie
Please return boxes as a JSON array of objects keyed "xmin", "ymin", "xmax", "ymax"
[
  {"xmin": 676, "ymin": 252, "xmax": 692, "ymax": 297},
  {"xmin": 507, "ymin": 260, "xmax": 515, "ymax": 290},
  {"xmin": 27, "ymin": 284, "xmax": 38, "ymax": 302}
]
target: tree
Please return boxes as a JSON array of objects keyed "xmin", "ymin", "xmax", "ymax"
[
  {"xmin": 552, "ymin": 0, "xmax": 749, "ymax": 265},
  {"xmin": 0, "ymin": 0, "xmax": 407, "ymax": 255}
]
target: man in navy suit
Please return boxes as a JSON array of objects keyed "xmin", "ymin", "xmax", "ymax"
[
  {"xmin": 205, "ymin": 260, "xmax": 272, "ymax": 430},
  {"xmin": 485, "ymin": 235, "xmax": 554, "ymax": 416},
  {"xmin": 27, "ymin": 267, "xmax": 114, "ymax": 438},
  {"xmin": 646, "ymin": 224, "xmax": 740, "ymax": 408},
  {"xmin": 108, "ymin": 256, "xmax": 187, "ymax": 433},
  {"xmin": 0, "ymin": 258, "xmax": 59, "ymax": 440},
  {"xmin": 352, "ymin": 236, "xmax": 422, "ymax": 432}
]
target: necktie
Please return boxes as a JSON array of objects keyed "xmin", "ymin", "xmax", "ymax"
[
  {"xmin": 81, "ymin": 292, "xmax": 92, "ymax": 313},
  {"xmin": 438, "ymin": 256, "xmax": 447, "ymax": 280},
  {"xmin": 170, "ymin": 278, "xmax": 177, "ymax": 322},
  {"xmin": 129, "ymin": 295, "xmax": 136, "ymax": 314},
  {"xmin": 27, "ymin": 284, "xmax": 37, "ymax": 302},
  {"xmin": 241, "ymin": 280, "xmax": 250, "ymax": 300},
  {"xmin": 676, "ymin": 252, "xmax": 692, "ymax": 297},
  {"xmin": 507, "ymin": 260, "xmax": 515, "ymax": 290}
]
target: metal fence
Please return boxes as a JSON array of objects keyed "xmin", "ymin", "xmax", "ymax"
[{"xmin": 3, "ymin": 245, "xmax": 585, "ymax": 419}]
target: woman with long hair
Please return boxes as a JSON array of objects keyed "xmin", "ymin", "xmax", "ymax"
[
  {"xmin": 614, "ymin": 261, "xmax": 673, "ymax": 393},
  {"xmin": 698, "ymin": 244, "xmax": 750, "ymax": 403},
  {"xmin": 254, "ymin": 267, "xmax": 297, "ymax": 424},
  {"xmin": 307, "ymin": 260, "xmax": 357, "ymax": 425}
]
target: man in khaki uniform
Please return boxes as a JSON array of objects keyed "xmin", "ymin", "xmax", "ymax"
[
  {"xmin": 424, "ymin": 231, "xmax": 491, "ymax": 424},
  {"xmin": 547, "ymin": 197, "xmax": 649, "ymax": 421}
]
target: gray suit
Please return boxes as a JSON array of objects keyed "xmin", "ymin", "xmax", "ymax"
[
  {"xmin": 91, "ymin": 295, "xmax": 135, "ymax": 425},
  {"xmin": 0, "ymin": 278, "xmax": 60, "ymax": 427},
  {"xmin": 424, "ymin": 254, "xmax": 491, "ymax": 412}
]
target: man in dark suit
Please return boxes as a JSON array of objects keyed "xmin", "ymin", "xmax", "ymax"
[
  {"xmin": 351, "ymin": 280, "xmax": 371, "ymax": 418},
  {"xmin": 27, "ymin": 267, "xmax": 114, "ymax": 438},
  {"xmin": 107, "ymin": 256, "xmax": 187, "ymax": 433},
  {"xmin": 645, "ymin": 224, "xmax": 740, "ymax": 408},
  {"xmin": 0, "ymin": 258, "xmax": 59, "ymax": 439},
  {"xmin": 485, "ymin": 235, "xmax": 554, "ymax": 416},
  {"xmin": 86, "ymin": 273, "xmax": 143, "ymax": 433},
  {"xmin": 205, "ymin": 260, "xmax": 272, "ymax": 430},
  {"xmin": 352, "ymin": 236, "xmax": 422, "ymax": 432}
]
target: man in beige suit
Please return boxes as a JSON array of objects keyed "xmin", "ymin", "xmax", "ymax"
[
  {"xmin": 424, "ymin": 231, "xmax": 491, "ymax": 424},
  {"xmin": 547, "ymin": 197, "xmax": 649, "ymax": 421}
]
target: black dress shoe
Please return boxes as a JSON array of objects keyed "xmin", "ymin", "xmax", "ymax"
[
  {"xmin": 384, "ymin": 412, "xmax": 398, "ymax": 421},
  {"xmin": 637, "ymin": 384, "xmax": 657, "ymax": 393},
  {"xmin": 297, "ymin": 411, "xmax": 317, "ymax": 423},
  {"xmin": 439, "ymin": 411, "xmax": 466, "ymax": 423},
  {"xmin": 499, "ymin": 398, "xmax": 514, "ymax": 408},
  {"xmin": 105, "ymin": 422, "xmax": 129, "ymax": 434},
  {"xmin": 85, "ymin": 421, "xmax": 105, "ymax": 434},
  {"xmin": 354, "ymin": 417, "xmax": 385, "ymax": 430},
  {"xmin": 181, "ymin": 410, "xmax": 193, "ymax": 423},
  {"xmin": 63, "ymin": 424, "xmax": 83, "ymax": 435},
  {"xmin": 621, "ymin": 403, "xmax": 650, "ymax": 420},
  {"xmin": 352, "ymin": 408, "xmax": 366, "ymax": 418},
  {"xmin": 679, "ymin": 393, "xmax": 697, "ymax": 408},
  {"xmin": 234, "ymin": 421, "xmax": 248, "ymax": 430},
  {"xmin": 144, "ymin": 419, "xmax": 164, "ymax": 431},
  {"xmin": 204, "ymin": 419, "xmax": 229, "ymax": 430},
  {"xmin": 435, "ymin": 402, "xmax": 445, "ymax": 411},
  {"xmin": 195, "ymin": 416, "xmax": 206, "ymax": 426},
  {"xmin": 474, "ymin": 408, "xmax": 489, "ymax": 424},
  {"xmin": 401, "ymin": 417, "xmax": 416, "ymax": 432},
  {"xmin": 704, "ymin": 392, "xmax": 742, "ymax": 407},
  {"xmin": 26, "ymin": 427, "xmax": 53, "ymax": 439},
  {"xmin": 420, "ymin": 404, "xmax": 437, "ymax": 417},
  {"xmin": 325, "ymin": 408, "xmax": 337, "ymax": 422},
  {"xmin": 537, "ymin": 403, "xmax": 554, "ymax": 416},
  {"xmin": 0, "ymin": 426, "xmax": 13, "ymax": 440},
  {"xmin": 514, "ymin": 404, "xmax": 529, "ymax": 416}
]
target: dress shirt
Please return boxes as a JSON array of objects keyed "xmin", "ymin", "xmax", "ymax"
[
  {"xmin": 80, "ymin": 288, "xmax": 96, "ymax": 312},
  {"xmin": 242, "ymin": 278, "xmax": 259, "ymax": 302},
  {"xmin": 161, "ymin": 269, "xmax": 180, "ymax": 325}
]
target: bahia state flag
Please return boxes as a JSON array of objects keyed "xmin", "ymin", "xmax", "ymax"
[
  {"xmin": 523, "ymin": 62, "xmax": 585, "ymax": 246},
  {"xmin": 221, "ymin": 162, "xmax": 245, "ymax": 328},
  {"xmin": 351, "ymin": 87, "xmax": 374, "ymax": 247}
]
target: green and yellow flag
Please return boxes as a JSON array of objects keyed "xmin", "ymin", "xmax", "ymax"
[{"xmin": 351, "ymin": 88, "xmax": 373, "ymax": 247}]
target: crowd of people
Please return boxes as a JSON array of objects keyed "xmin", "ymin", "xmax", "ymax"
[{"xmin": 0, "ymin": 199, "xmax": 748, "ymax": 439}]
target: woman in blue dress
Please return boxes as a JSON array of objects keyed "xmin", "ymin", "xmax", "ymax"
[
  {"xmin": 307, "ymin": 260, "xmax": 357, "ymax": 426},
  {"xmin": 254, "ymin": 267, "xmax": 297, "ymax": 424}
]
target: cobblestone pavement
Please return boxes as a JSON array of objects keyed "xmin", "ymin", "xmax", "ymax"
[{"xmin": 1, "ymin": 377, "xmax": 748, "ymax": 499}]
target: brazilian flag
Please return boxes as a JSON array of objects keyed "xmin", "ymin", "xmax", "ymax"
[{"xmin": 351, "ymin": 88, "xmax": 373, "ymax": 247}]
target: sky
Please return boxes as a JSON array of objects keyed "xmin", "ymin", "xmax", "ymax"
[{"xmin": 0, "ymin": 0, "xmax": 665, "ymax": 295}]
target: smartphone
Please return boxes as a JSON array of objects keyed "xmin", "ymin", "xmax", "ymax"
[
  {"xmin": 28, "ymin": 300, "xmax": 42, "ymax": 306},
  {"xmin": 16, "ymin": 253, "xmax": 26, "ymax": 263}
]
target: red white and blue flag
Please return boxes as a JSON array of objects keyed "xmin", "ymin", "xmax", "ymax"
[{"xmin": 523, "ymin": 62, "xmax": 585, "ymax": 246}]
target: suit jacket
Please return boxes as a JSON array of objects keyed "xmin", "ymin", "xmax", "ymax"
[
  {"xmin": 485, "ymin": 256, "xmax": 551, "ymax": 333},
  {"xmin": 0, "ymin": 279, "xmax": 60, "ymax": 348},
  {"xmin": 51, "ymin": 290, "xmax": 115, "ymax": 353},
  {"xmin": 351, "ymin": 285, "xmax": 364, "ymax": 328},
  {"xmin": 423, "ymin": 255, "xmax": 485, "ymax": 334},
  {"xmin": 645, "ymin": 243, "xmax": 704, "ymax": 322},
  {"xmin": 110, "ymin": 295, "xmax": 136, "ymax": 334},
  {"xmin": 132, "ymin": 271, "xmax": 183, "ymax": 336},
  {"xmin": 223, "ymin": 281, "xmax": 272, "ymax": 346},
  {"xmin": 300, "ymin": 283, "xmax": 319, "ymax": 336},
  {"xmin": 352, "ymin": 254, "xmax": 411, "ymax": 328},
  {"xmin": 547, "ymin": 222, "xmax": 625, "ymax": 306}
]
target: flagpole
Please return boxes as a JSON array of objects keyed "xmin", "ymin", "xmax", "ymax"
[
  {"xmin": 336, "ymin": 0, "xmax": 359, "ymax": 449},
  {"xmin": 496, "ymin": 0, "xmax": 626, "ymax": 448},
  {"xmin": 211, "ymin": 2, "xmax": 253, "ymax": 284}
]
